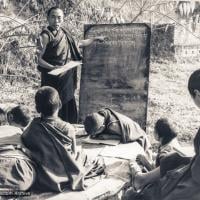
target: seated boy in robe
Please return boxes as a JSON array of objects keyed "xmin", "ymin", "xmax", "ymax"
[
  {"xmin": 84, "ymin": 108, "xmax": 152, "ymax": 158},
  {"xmin": 0, "ymin": 105, "xmax": 35, "ymax": 191},
  {"xmin": 22, "ymin": 86, "xmax": 103, "ymax": 192}
]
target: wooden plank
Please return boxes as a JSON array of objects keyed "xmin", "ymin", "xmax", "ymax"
[
  {"xmin": 79, "ymin": 23, "xmax": 150, "ymax": 129},
  {"xmin": 46, "ymin": 178, "xmax": 125, "ymax": 200}
]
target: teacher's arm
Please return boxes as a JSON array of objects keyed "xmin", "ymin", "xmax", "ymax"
[
  {"xmin": 78, "ymin": 36, "xmax": 107, "ymax": 48},
  {"xmin": 37, "ymin": 34, "xmax": 58, "ymax": 70}
]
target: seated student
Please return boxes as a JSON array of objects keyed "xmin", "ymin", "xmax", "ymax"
[
  {"xmin": 0, "ymin": 105, "xmax": 31, "ymax": 138},
  {"xmin": 84, "ymin": 108, "xmax": 152, "ymax": 157},
  {"xmin": 154, "ymin": 118, "xmax": 185, "ymax": 166},
  {"xmin": 0, "ymin": 105, "xmax": 35, "ymax": 191},
  {"xmin": 0, "ymin": 103, "xmax": 21, "ymax": 125},
  {"xmin": 124, "ymin": 69, "xmax": 200, "ymax": 200},
  {"xmin": 22, "ymin": 86, "xmax": 103, "ymax": 192},
  {"xmin": 137, "ymin": 118, "xmax": 186, "ymax": 171},
  {"xmin": 7, "ymin": 105, "xmax": 31, "ymax": 128}
]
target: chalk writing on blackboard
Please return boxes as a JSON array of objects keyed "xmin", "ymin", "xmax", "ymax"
[{"xmin": 79, "ymin": 24, "xmax": 150, "ymax": 129}]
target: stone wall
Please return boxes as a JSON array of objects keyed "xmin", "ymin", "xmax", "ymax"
[{"xmin": 151, "ymin": 22, "xmax": 200, "ymax": 59}]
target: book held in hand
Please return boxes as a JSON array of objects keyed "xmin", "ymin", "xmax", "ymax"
[{"xmin": 48, "ymin": 61, "xmax": 82, "ymax": 76}]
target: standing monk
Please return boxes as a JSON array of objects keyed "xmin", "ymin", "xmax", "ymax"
[{"xmin": 37, "ymin": 6, "xmax": 104, "ymax": 123}]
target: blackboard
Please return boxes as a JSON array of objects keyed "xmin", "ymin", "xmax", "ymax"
[{"xmin": 79, "ymin": 23, "xmax": 150, "ymax": 129}]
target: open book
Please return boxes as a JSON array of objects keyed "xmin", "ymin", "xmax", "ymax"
[
  {"xmin": 48, "ymin": 61, "xmax": 82, "ymax": 76},
  {"xmin": 99, "ymin": 142, "xmax": 145, "ymax": 160}
]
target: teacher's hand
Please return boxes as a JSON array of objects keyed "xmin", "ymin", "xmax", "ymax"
[
  {"xmin": 95, "ymin": 36, "xmax": 108, "ymax": 42},
  {"xmin": 52, "ymin": 65, "xmax": 60, "ymax": 70}
]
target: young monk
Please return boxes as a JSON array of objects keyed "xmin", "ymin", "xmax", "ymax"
[
  {"xmin": 0, "ymin": 105, "xmax": 31, "ymax": 136},
  {"xmin": 22, "ymin": 86, "xmax": 102, "ymax": 192},
  {"xmin": 0, "ymin": 105, "xmax": 35, "ymax": 191},
  {"xmin": 84, "ymin": 108, "xmax": 152, "ymax": 158},
  {"xmin": 154, "ymin": 118, "xmax": 185, "ymax": 166},
  {"xmin": 37, "ymin": 6, "xmax": 105, "ymax": 123},
  {"xmin": 124, "ymin": 69, "xmax": 200, "ymax": 200},
  {"xmin": 137, "ymin": 118, "xmax": 187, "ymax": 171},
  {"xmin": 0, "ymin": 104, "xmax": 30, "ymax": 127}
]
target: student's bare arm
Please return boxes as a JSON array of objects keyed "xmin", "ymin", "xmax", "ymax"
[
  {"xmin": 37, "ymin": 34, "xmax": 58, "ymax": 70},
  {"xmin": 71, "ymin": 130, "xmax": 77, "ymax": 155}
]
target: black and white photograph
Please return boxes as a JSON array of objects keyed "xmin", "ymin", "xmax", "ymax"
[{"xmin": 0, "ymin": 0, "xmax": 200, "ymax": 199}]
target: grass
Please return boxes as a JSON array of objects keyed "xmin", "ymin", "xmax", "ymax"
[{"xmin": 147, "ymin": 58, "xmax": 200, "ymax": 145}]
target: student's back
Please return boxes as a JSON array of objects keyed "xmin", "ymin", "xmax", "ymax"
[{"xmin": 22, "ymin": 86, "xmax": 84, "ymax": 192}]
